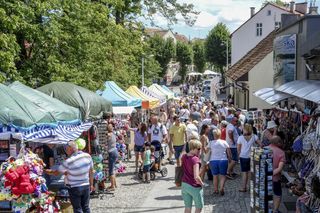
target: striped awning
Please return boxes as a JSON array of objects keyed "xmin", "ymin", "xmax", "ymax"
[
  {"xmin": 0, "ymin": 122, "xmax": 92, "ymax": 144},
  {"xmin": 23, "ymin": 122, "xmax": 93, "ymax": 144},
  {"xmin": 141, "ymin": 86, "xmax": 166, "ymax": 106}
]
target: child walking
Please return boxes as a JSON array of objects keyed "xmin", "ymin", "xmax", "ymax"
[{"xmin": 142, "ymin": 142, "xmax": 152, "ymax": 183}]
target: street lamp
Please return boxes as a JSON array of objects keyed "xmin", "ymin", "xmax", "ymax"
[
  {"xmin": 221, "ymin": 41, "xmax": 229, "ymax": 71},
  {"xmin": 141, "ymin": 54, "xmax": 154, "ymax": 86}
]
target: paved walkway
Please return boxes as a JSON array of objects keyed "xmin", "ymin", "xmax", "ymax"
[{"xmin": 126, "ymin": 161, "xmax": 250, "ymax": 213}]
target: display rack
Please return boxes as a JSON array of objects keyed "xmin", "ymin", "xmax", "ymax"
[
  {"xmin": 250, "ymin": 147, "xmax": 273, "ymax": 213},
  {"xmin": 247, "ymin": 110, "xmax": 264, "ymax": 137}
]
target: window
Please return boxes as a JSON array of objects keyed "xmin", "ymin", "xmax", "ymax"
[
  {"xmin": 267, "ymin": 10, "xmax": 271, "ymax": 16},
  {"xmin": 256, "ymin": 23, "xmax": 262, "ymax": 36},
  {"xmin": 275, "ymin": 22, "xmax": 281, "ymax": 29}
]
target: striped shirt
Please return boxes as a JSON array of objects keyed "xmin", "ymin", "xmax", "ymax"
[{"xmin": 58, "ymin": 151, "xmax": 93, "ymax": 188}]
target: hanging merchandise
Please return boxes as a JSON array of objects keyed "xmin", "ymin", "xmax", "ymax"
[
  {"xmin": 250, "ymin": 147, "xmax": 273, "ymax": 213},
  {"xmin": 0, "ymin": 146, "xmax": 59, "ymax": 213}
]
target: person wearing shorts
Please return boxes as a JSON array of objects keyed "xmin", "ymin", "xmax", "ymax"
[
  {"xmin": 226, "ymin": 117, "xmax": 239, "ymax": 179},
  {"xmin": 237, "ymin": 124, "xmax": 261, "ymax": 192},
  {"xmin": 131, "ymin": 123, "xmax": 148, "ymax": 173},
  {"xmin": 267, "ymin": 136, "xmax": 285, "ymax": 212},
  {"xmin": 207, "ymin": 129, "xmax": 231, "ymax": 196},
  {"xmin": 169, "ymin": 115, "xmax": 187, "ymax": 166}
]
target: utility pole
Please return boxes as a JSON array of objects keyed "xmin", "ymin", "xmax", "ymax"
[{"xmin": 141, "ymin": 56, "xmax": 145, "ymax": 87}]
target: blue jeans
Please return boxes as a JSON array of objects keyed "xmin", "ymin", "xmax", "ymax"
[
  {"xmin": 108, "ymin": 149, "xmax": 119, "ymax": 176},
  {"xmin": 68, "ymin": 185, "xmax": 90, "ymax": 213}
]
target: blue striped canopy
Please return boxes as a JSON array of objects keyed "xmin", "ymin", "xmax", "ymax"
[{"xmin": 0, "ymin": 122, "xmax": 92, "ymax": 144}]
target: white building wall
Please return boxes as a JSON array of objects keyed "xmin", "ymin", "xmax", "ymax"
[
  {"xmin": 231, "ymin": 4, "xmax": 290, "ymax": 65},
  {"xmin": 249, "ymin": 52, "xmax": 274, "ymax": 109},
  {"xmin": 163, "ymin": 31, "xmax": 177, "ymax": 44}
]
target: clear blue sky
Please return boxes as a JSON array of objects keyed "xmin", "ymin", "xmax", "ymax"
[{"xmin": 146, "ymin": 0, "xmax": 320, "ymax": 39}]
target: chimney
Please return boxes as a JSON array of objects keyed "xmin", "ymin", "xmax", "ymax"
[
  {"xmin": 295, "ymin": 2, "xmax": 308, "ymax": 14},
  {"xmin": 309, "ymin": 6, "xmax": 319, "ymax": 15},
  {"xmin": 289, "ymin": 1, "xmax": 295, "ymax": 13},
  {"xmin": 309, "ymin": 0, "xmax": 319, "ymax": 15},
  {"xmin": 250, "ymin": 7, "xmax": 255, "ymax": 17}
]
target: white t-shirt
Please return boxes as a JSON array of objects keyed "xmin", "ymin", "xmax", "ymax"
[
  {"xmin": 179, "ymin": 109, "xmax": 190, "ymax": 120},
  {"xmin": 226, "ymin": 124, "xmax": 239, "ymax": 148},
  {"xmin": 186, "ymin": 123, "xmax": 199, "ymax": 140},
  {"xmin": 208, "ymin": 139, "xmax": 230, "ymax": 161},
  {"xmin": 219, "ymin": 107, "xmax": 228, "ymax": 117},
  {"xmin": 148, "ymin": 123, "xmax": 168, "ymax": 142},
  {"xmin": 238, "ymin": 135, "xmax": 258, "ymax": 158}
]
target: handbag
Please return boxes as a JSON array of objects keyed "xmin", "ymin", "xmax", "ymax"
[
  {"xmin": 175, "ymin": 166, "xmax": 183, "ymax": 187},
  {"xmin": 203, "ymin": 141, "xmax": 212, "ymax": 163}
]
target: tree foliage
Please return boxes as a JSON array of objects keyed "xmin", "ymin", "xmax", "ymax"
[
  {"xmin": 108, "ymin": 0, "xmax": 199, "ymax": 27},
  {"xmin": 192, "ymin": 40, "xmax": 206, "ymax": 73},
  {"xmin": 176, "ymin": 41, "xmax": 192, "ymax": 82},
  {"xmin": 205, "ymin": 23, "xmax": 230, "ymax": 73},
  {"xmin": 263, "ymin": 0, "xmax": 286, "ymax": 7},
  {"xmin": 148, "ymin": 35, "xmax": 175, "ymax": 77},
  {"xmin": 0, "ymin": 0, "xmax": 196, "ymax": 90}
]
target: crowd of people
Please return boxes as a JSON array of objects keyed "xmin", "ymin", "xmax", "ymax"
[
  {"xmin": 127, "ymin": 96, "xmax": 287, "ymax": 213},
  {"xmin": 38, "ymin": 95, "xmax": 287, "ymax": 213}
]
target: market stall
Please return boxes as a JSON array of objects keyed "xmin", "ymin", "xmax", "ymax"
[
  {"xmin": 126, "ymin": 86, "xmax": 160, "ymax": 109},
  {"xmin": 161, "ymin": 85, "xmax": 176, "ymax": 97},
  {"xmin": 0, "ymin": 84, "xmax": 56, "ymax": 128},
  {"xmin": 149, "ymin": 84, "xmax": 174, "ymax": 100},
  {"xmin": 251, "ymin": 80, "xmax": 320, "ymax": 212},
  {"xmin": 141, "ymin": 86, "xmax": 166, "ymax": 106},
  {"xmin": 9, "ymin": 81, "xmax": 81, "ymax": 122},
  {"xmin": 37, "ymin": 82, "xmax": 112, "ymax": 120},
  {"xmin": 0, "ymin": 84, "xmax": 94, "ymax": 212},
  {"xmin": 100, "ymin": 81, "xmax": 141, "ymax": 107}
]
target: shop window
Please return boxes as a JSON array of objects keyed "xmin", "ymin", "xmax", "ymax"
[{"xmin": 256, "ymin": 23, "xmax": 262, "ymax": 36}]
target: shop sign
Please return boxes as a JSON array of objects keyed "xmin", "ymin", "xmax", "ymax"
[{"xmin": 273, "ymin": 34, "xmax": 297, "ymax": 88}]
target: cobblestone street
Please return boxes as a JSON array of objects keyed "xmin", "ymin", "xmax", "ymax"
[{"xmin": 90, "ymin": 159, "xmax": 250, "ymax": 213}]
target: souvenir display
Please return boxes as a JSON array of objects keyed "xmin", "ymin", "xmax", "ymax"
[
  {"xmin": 0, "ymin": 147, "xmax": 59, "ymax": 213},
  {"xmin": 250, "ymin": 147, "xmax": 273, "ymax": 213}
]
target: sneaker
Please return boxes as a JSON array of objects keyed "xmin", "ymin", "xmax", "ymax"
[
  {"xmin": 226, "ymin": 174, "xmax": 234, "ymax": 180},
  {"xmin": 203, "ymin": 183, "xmax": 209, "ymax": 187},
  {"xmin": 169, "ymin": 160, "xmax": 175, "ymax": 165}
]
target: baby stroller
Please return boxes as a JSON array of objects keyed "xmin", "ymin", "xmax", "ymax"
[{"xmin": 138, "ymin": 141, "xmax": 168, "ymax": 180}]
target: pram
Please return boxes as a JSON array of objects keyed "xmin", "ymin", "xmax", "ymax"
[{"xmin": 138, "ymin": 141, "xmax": 168, "ymax": 180}]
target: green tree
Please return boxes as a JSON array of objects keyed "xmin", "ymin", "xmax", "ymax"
[
  {"xmin": 109, "ymin": 0, "xmax": 199, "ymax": 27},
  {"xmin": 263, "ymin": 0, "xmax": 286, "ymax": 7},
  {"xmin": 148, "ymin": 35, "xmax": 175, "ymax": 78},
  {"xmin": 192, "ymin": 40, "xmax": 206, "ymax": 73},
  {"xmin": 176, "ymin": 41, "xmax": 192, "ymax": 82},
  {"xmin": 0, "ymin": 0, "xmax": 145, "ymax": 90},
  {"xmin": 205, "ymin": 23, "xmax": 230, "ymax": 73}
]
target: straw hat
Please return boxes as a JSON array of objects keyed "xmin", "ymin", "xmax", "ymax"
[{"xmin": 266, "ymin": 121, "xmax": 277, "ymax": 129}]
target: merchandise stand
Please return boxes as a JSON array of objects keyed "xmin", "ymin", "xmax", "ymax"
[{"xmin": 250, "ymin": 147, "xmax": 273, "ymax": 213}]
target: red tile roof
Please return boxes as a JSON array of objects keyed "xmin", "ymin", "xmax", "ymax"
[
  {"xmin": 226, "ymin": 30, "xmax": 276, "ymax": 81},
  {"xmin": 231, "ymin": 2, "xmax": 303, "ymax": 36}
]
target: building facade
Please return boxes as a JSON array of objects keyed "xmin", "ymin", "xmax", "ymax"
[{"xmin": 231, "ymin": 3, "xmax": 302, "ymax": 65}]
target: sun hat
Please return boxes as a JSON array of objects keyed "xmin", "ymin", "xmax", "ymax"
[{"xmin": 266, "ymin": 121, "xmax": 277, "ymax": 129}]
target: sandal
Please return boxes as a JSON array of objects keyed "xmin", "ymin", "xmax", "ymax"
[
  {"xmin": 239, "ymin": 188, "xmax": 247, "ymax": 192},
  {"xmin": 213, "ymin": 190, "xmax": 219, "ymax": 194},
  {"xmin": 220, "ymin": 190, "xmax": 225, "ymax": 196},
  {"xmin": 106, "ymin": 187, "xmax": 115, "ymax": 191}
]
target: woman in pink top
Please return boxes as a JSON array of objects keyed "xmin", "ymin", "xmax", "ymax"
[
  {"xmin": 181, "ymin": 139, "xmax": 204, "ymax": 213},
  {"xmin": 267, "ymin": 136, "xmax": 285, "ymax": 213}
]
